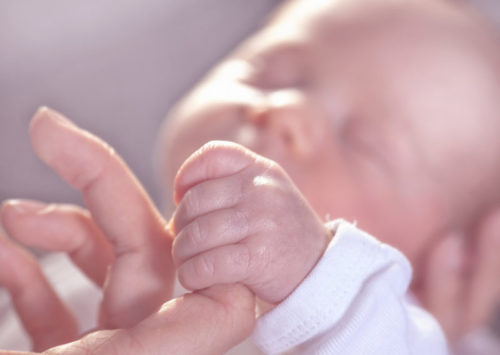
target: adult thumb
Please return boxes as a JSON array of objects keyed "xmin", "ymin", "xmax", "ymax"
[{"xmin": 44, "ymin": 284, "xmax": 256, "ymax": 355}]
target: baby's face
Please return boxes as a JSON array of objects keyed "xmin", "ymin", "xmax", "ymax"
[{"xmin": 160, "ymin": 0, "xmax": 500, "ymax": 265}]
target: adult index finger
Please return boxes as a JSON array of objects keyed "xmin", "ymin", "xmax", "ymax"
[{"xmin": 29, "ymin": 107, "xmax": 174, "ymax": 328}]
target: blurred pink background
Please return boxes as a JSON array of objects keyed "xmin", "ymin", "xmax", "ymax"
[{"xmin": 0, "ymin": 0, "xmax": 280, "ymax": 209}]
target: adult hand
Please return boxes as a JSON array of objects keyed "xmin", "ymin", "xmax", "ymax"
[
  {"xmin": 0, "ymin": 108, "xmax": 255, "ymax": 353},
  {"xmin": 0, "ymin": 283, "xmax": 255, "ymax": 355}
]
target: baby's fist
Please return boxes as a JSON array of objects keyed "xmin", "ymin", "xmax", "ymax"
[{"xmin": 171, "ymin": 141, "xmax": 330, "ymax": 303}]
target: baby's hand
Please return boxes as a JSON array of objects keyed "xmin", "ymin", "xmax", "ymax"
[{"xmin": 171, "ymin": 141, "xmax": 330, "ymax": 303}]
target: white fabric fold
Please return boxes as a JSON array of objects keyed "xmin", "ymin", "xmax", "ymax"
[{"xmin": 253, "ymin": 220, "xmax": 448, "ymax": 355}]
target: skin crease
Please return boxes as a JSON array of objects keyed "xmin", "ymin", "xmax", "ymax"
[{"xmin": 159, "ymin": 0, "xmax": 500, "ymax": 340}]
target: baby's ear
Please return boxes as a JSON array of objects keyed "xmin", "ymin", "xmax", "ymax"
[{"xmin": 173, "ymin": 141, "xmax": 255, "ymax": 204}]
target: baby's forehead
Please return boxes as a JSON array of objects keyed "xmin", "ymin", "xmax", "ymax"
[
  {"xmin": 251, "ymin": 0, "xmax": 495, "ymax": 57},
  {"xmin": 241, "ymin": 0, "xmax": 499, "ymax": 118},
  {"xmin": 244, "ymin": 1, "xmax": 500, "ymax": 167}
]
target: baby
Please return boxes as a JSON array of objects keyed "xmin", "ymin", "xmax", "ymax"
[
  {"xmin": 1, "ymin": 0, "xmax": 500, "ymax": 353},
  {"xmin": 158, "ymin": 0, "xmax": 500, "ymax": 351}
]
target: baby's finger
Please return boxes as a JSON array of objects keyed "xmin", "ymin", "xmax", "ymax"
[
  {"xmin": 173, "ymin": 141, "xmax": 257, "ymax": 204},
  {"xmin": 464, "ymin": 209, "xmax": 500, "ymax": 331},
  {"xmin": 172, "ymin": 207, "xmax": 249, "ymax": 265},
  {"xmin": 171, "ymin": 172, "xmax": 245, "ymax": 234},
  {"xmin": 177, "ymin": 244, "xmax": 252, "ymax": 291},
  {"xmin": 0, "ymin": 231, "xmax": 78, "ymax": 351},
  {"xmin": 30, "ymin": 107, "xmax": 174, "ymax": 328},
  {"xmin": 421, "ymin": 233, "xmax": 465, "ymax": 341},
  {"xmin": 1, "ymin": 200, "xmax": 113, "ymax": 286}
]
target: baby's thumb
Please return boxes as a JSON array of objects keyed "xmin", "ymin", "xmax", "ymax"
[{"xmin": 44, "ymin": 284, "xmax": 256, "ymax": 355}]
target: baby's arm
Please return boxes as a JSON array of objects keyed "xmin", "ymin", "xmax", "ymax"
[{"xmin": 171, "ymin": 141, "xmax": 448, "ymax": 354}]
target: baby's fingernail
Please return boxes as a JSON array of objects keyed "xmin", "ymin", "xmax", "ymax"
[
  {"xmin": 1, "ymin": 200, "xmax": 47, "ymax": 214},
  {"xmin": 35, "ymin": 106, "xmax": 76, "ymax": 128}
]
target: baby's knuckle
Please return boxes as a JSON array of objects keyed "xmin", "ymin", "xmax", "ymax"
[
  {"xmin": 253, "ymin": 244, "xmax": 272, "ymax": 271},
  {"xmin": 231, "ymin": 209, "xmax": 250, "ymax": 236},
  {"xmin": 235, "ymin": 244, "xmax": 252, "ymax": 270},
  {"xmin": 241, "ymin": 242, "xmax": 268, "ymax": 279},
  {"xmin": 187, "ymin": 218, "xmax": 206, "ymax": 247},
  {"xmin": 183, "ymin": 188, "xmax": 200, "ymax": 215},
  {"xmin": 194, "ymin": 254, "xmax": 215, "ymax": 279}
]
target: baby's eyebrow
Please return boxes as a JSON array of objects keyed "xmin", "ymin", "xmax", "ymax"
[
  {"xmin": 244, "ymin": 41, "xmax": 309, "ymax": 88},
  {"xmin": 249, "ymin": 40, "xmax": 306, "ymax": 68}
]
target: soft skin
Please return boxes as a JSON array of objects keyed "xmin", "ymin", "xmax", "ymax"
[
  {"xmin": 160, "ymin": 0, "xmax": 500, "ymax": 340},
  {"xmin": 171, "ymin": 141, "xmax": 330, "ymax": 303}
]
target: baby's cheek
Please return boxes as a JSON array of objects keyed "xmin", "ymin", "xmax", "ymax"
[{"xmin": 364, "ymin": 191, "xmax": 443, "ymax": 265}]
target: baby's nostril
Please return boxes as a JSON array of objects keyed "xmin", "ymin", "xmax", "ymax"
[{"xmin": 245, "ymin": 97, "xmax": 269, "ymax": 124}]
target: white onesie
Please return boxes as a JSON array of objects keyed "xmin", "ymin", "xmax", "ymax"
[{"xmin": 253, "ymin": 220, "xmax": 449, "ymax": 355}]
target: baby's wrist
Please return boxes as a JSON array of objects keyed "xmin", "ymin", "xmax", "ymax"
[
  {"xmin": 278, "ymin": 223, "xmax": 334, "ymax": 303},
  {"xmin": 303, "ymin": 222, "xmax": 335, "ymax": 278}
]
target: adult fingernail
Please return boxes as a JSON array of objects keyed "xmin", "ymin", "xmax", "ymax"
[
  {"xmin": 35, "ymin": 106, "xmax": 76, "ymax": 128},
  {"xmin": 1, "ymin": 200, "xmax": 47, "ymax": 214}
]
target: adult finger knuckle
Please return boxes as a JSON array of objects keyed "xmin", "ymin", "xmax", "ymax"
[{"xmin": 74, "ymin": 143, "xmax": 116, "ymax": 191}]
